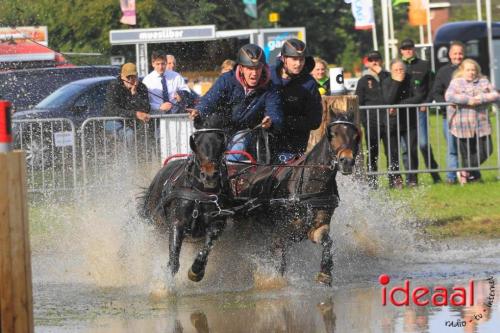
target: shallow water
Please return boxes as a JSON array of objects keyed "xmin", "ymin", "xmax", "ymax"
[{"xmin": 31, "ymin": 173, "xmax": 500, "ymax": 332}]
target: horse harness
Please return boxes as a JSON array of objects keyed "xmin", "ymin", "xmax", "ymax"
[{"xmin": 159, "ymin": 119, "xmax": 358, "ymax": 224}]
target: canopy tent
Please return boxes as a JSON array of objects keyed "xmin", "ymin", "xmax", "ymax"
[{"xmin": 0, "ymin": 40, "xmax": 70, "ymax": 70}]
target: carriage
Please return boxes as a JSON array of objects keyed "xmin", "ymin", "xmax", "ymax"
[{"xmin": 139, "ymin": 96, "xmax": 361, "ymax": 286}]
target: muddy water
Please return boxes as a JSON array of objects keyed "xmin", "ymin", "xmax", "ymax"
[{"xmin": 31, "ymin": 175, "xmax": 500, "ymax": 332}]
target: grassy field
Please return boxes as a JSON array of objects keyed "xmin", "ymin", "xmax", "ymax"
[
  {"xmin": 388, "ymin": 178, "xmax": 500, "ymax": 238},
  {"xmin": 361, "ymin": 108, "xmax": 500, "ymax": 238}
]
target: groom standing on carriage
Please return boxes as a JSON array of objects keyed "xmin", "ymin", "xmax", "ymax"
[
  {"xmin": 269, "ymin": 39, "xmax": 323, "ymax": 163},
  {"xmin": 187, "ymin": 44, "xmax": 283, "ymax": 160}
]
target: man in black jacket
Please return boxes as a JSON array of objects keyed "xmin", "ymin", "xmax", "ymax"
[
  {"xmin": 427, "ymin": 41, "xmax": 465, "ymax": 184},
  {"xmin": 356, "ymin": 50, "xmax": 401, "ymax": 188},
  {"xmin": 104, "ymin": 62, "xmax": 150, "ymax": 145},
  {"xmin": 383, "ymin": 59, "xmax": 422, "ymax": 186},
  {"xmin": 399, "ymin": 39, "xmax": 441, "ymax": 183},
  {"xmin": 270, "ymin": 39, "xmax": 323, "ymax": 162}
]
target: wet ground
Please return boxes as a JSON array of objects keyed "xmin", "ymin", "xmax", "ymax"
[{"xmin": 31, "ymin": 176, "xmax": 500, "ymax": 332}]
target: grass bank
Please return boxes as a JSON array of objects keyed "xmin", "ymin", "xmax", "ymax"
[{"xmin": 390, "ymin": 173, "xmax": 500, "ymax": 238}]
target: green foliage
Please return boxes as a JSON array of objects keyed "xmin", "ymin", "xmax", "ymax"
[{"xmin": 7, "ymin": 1, "xmax": 493, "ymax": 73}]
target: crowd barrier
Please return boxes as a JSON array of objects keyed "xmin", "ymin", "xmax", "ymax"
[
  {"xmin": 359, "ymin": 102, "xmax": 500, "ymax": 184},
  {"xmin": 12, "ymin": 115, "xmax": 194, "ymax": 194},
  {"xmin": 12, "ymin": 104, "xmax": 500, "ymax": 194},
  {"xmin": 12, "ymin": 118, "xmax": 77, "ymax": 193}
]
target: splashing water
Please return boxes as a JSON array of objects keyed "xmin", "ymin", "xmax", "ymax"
[{"xmin": 31, "ymin": 167, "xmax": 500, "ymax": 297}]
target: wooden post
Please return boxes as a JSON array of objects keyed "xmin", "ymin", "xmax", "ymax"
[
  {"xmin": 307, "ymin": 95, "xmax": 361, "ymax": 151},
  {"xmin": 0, "ymin": 150, "xmax": 34, "ymax": 333}
]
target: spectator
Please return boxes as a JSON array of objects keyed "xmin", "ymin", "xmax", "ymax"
[
  {"xmin": 311, "ymin": 57, "xmax": 330, "ymax": 96},
  {"xmin": 356, "ymin": 50, "xmax": 402, "ymax": 189},
  {"xmin": 103, "ymin": 62, "xmax": 150, "ymax": 145},
  {"xmin": 166, "ymin": 54, "xmax": 176, "ymax": 71},
  {"xmin": 399, "ymin": 38, "xmax": 441, "ymax": 183},
  {"xmin": 445, "ymin": 58, "xmax": 499, "ymax": 184},
  {"xmin": 142, "ymin": 51, "xmax": 190, "ymax": 114},
  {"xmin": 383, "ymin": 58, "xmax": 422, "ymax": 187},
  {"xmin": 220, "ymin": 59, "xmax": 236, "ymax": 75},
  {"xmin": 187, "ymin": 44, "xmax": 283, "ymax": 161},
  {"xmin": 428, "ymin": 41, "xmax": 465, "ymax": 184},
  {"xmin": 270, "ymin": 38, "xmax": 323, "ymax": 163}
]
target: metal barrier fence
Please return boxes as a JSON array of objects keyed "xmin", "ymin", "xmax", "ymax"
[
  {"xmin": 80, "ymin": 114, "xmax": 193, "ymax": 191},
  {"xmin": 359, "ymin": 102, "xmax": 500, "ymax": 185},
  {"xmin": 12, "ymin": 114, "xmax": 194, "ymax": 194},
  {"xmin": 12, "ymin": 118, "xmax": 77, "ymax": 193},
  {"xmin": 13, "ymin": 105, "xmax": 500, "ymax": 193}
]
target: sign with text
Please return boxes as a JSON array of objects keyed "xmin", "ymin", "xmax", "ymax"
[
  {"xmin": 260, "ymin": 28, "xmax": 306, "ymax": 65},
  {"xmin": 110, "ymin": 25, "xmax": 216, "ymax": 45}
]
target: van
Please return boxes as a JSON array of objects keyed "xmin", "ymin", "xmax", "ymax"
[{"xmin": 434, "ymin": 21, "xmax": 500, "ymax": 85}]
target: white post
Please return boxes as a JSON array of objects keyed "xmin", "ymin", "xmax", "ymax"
[
  {"xmin": 485, "ymin": 0, "xmax": 499, "ymax": 179},
  {"xmin": 388, "ymin": 2, "xmax": 397, "ymax": 59},
  {"xmin": 476, "ymin": 0, "xmax": 483, "ymax": 21},
  {"xmin": 485, "ymin": 0, "xmax": 495, "ymax": 87},
  {"xmin": 381, "ymin": 0, "xmax": 391, "ymax": 69},
  {"xmin": 419, "ymin": 25, "xmax": 425, "ymax": 60},
  {"xmin": 426, "ymin": 1, "xmax": 435, "ymax": 71},
  {"xmin": 372, "ymin": 23, "xmax": 379, "ymax": 51}
]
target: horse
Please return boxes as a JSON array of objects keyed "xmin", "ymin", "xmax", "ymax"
[
  {"xmin": 139, "ymin": 115, "xmax": 231, "ymax": 282},
  {"xmin": 234, "ymin": 109, "xmax": 360, "ymax": 286}
]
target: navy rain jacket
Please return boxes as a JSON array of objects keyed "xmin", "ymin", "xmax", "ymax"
[
  {"xmin": 196, "ymin": 69, "xmax": 283, "ymax": 134},
  {"xmin": 270, "ymin": 56, "xmax": 322, "ymax": 155}
]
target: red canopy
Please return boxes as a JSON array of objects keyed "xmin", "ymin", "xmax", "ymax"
[
  {"xmin": 0, "ymin": 40, "xmax": 73, "ymax": 69},
  {"xmin": 0, "ymin": 40, "xmax": 55, "ymax": 62}
]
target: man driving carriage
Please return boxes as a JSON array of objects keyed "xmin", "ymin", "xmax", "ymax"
[{"xmin": 188, "ymin": 44, "xmax": 283, "ymax": 161}]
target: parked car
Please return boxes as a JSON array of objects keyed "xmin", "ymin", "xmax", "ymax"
[
  {"xmin": 0, "ymin": 66, "xmax": 119, "ymax": 111},
  {"xmin": 12, "ymin": 76, "xmax": 116, "ymax": 168}
]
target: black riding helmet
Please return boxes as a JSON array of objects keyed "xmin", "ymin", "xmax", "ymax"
[
  {"xmin": 281, "ymin": 38, "xmax": 306, "ymax": 57},
  {"xmin": 237, "ymin": 44, "xmax": 266, "ymax": 68}
]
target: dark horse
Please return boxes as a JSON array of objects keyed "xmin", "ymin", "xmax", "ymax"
[
  {"xmin": 139, "ymin": 115, "xmax": 231, "ymax": 282},
  {"xmin": 235, "ymin": 109, "xmax": 360, "ymax": 286}
]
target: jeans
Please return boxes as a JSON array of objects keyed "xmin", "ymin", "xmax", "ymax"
[
  {"xmin": 226, "ymin": 130, "xmax": 252, "ymax": 162},
  {"xmin": 442, "ymin": 118, "xmax": 458, "ymax": 181},
  {"xmin": 104, "ymin": 120, "xmax": 134, "ymax": 146}
]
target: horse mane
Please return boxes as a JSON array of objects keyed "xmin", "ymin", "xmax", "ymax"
[{"xmin": 194, "ymin": 113, "xmax": 225, "ymax": 129}]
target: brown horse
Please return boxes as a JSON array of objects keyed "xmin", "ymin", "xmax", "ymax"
[{"xmin": 233, "ymin": 109, "xmax": 360, "ymax": 286}]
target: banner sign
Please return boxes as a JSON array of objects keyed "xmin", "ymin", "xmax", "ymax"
[
  {"xmin": 120, "ymin": 0, "xmax": 136, "ymax": 26},
  {"xmin": 344, "ymin": 0, "xmax": 375, "ymax": 30},
  {"xmin": 261, "ymin": 28, "xmax": 306, "ymax": 65}
]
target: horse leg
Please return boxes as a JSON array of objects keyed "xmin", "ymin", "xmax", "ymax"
[
  {"xmin": 167, "ymin": 220, "xmax": 184, "ymax": 276},
  {"xmin": 316, "ymin": 230, "xmax": 334, "ymax": 286},
  {"xmin": 188, "ymin": 218, "xmax": 226, "ymax": 282},
  {"xmin": 270, "ymin": 236, "xmax": 288, "ymax": 276}
]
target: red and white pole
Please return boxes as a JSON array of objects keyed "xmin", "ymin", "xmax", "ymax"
[{"xmin": 0, "ymin": 100, "xmax": 13, "ymax": 152}]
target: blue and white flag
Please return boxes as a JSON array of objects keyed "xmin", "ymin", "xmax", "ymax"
[
  {"xmin": 243, "ymin": 0, "xmax": 257, "ymax": 19},
  {"xmin": 345, "ymin": 0, "xmax": 375, "ymax": 30}
]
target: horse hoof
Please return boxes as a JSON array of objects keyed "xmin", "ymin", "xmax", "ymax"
[
  {"xmin": 316, "ymin": 272, "xmax": 332, "ymax": 286},
  {"xmin": 188, "ymin": 268, "xmax": 205, "ymax": 282}
]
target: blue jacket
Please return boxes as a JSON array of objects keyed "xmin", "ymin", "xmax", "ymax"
[
  {"xmin": 270, "ymin": 57, "xmax": 322, "ymax": 154},
  {"xmin": 196, "ymin": 69, "xmax": 283, "ymax": 133}
]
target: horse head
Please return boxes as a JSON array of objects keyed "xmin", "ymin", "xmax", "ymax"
[
  {"xmin": 189, "ymin": 115, "xmax": 228, "ymax": 190},
  {"xmin": 325, "ymin": 113, "xmax": 361, "ymax": 175}
]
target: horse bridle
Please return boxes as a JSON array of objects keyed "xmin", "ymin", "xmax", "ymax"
[
  {"xmin": 325, "ymin": 120, "xmax": 361, "ymax": 170},
  {"xmin": 188, "ymin": 128, "xmax": 229, "ymax": 190}
]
